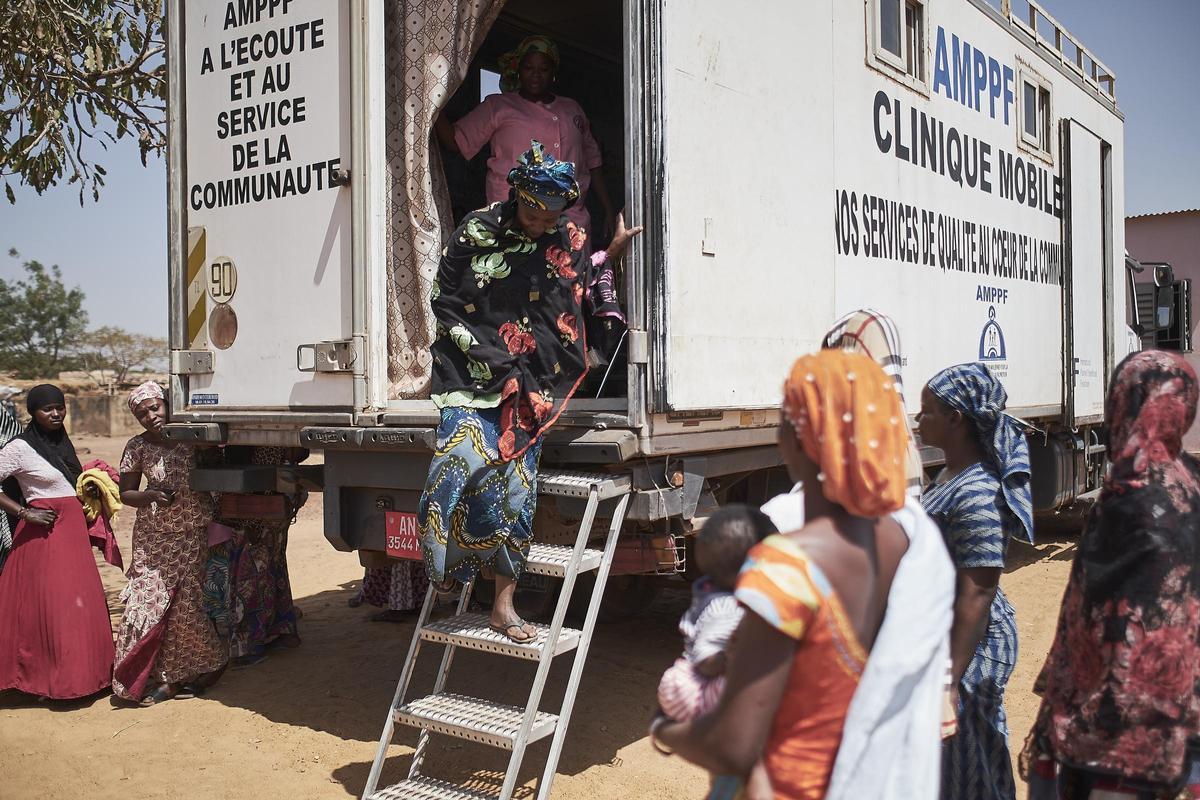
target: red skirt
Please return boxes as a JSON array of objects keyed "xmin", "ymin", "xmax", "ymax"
[{"xmin": 0, "ymin": 496, "xmax": 114, "ymax": 699}]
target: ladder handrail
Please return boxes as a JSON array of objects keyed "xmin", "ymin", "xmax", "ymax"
[
  {"xmin": 535, "ymin": 491, "xmax": 630, "ymax": 800},
  {"xmin": 361, "ymin": 470, "xmax": 633, "ymax": 800},
  {"xmin": 409, "ymin": 578, "xmax": 476, "ymax": 779},
  {"xmin": 362, "ymin": 579, "xmax": 440, "ymax": 799},
  {"xmin": 498, "ymin": 484, "xmax": 602, "ymax": 800}
]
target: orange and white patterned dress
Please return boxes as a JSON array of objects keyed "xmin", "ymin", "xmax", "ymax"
[
  {"xmin": 735, "ymin": 534, "xmax": 867, "ymax": 800},
  {"xmin": 112, "ymin": 435, "xmax": 227, "ymax": 700}
]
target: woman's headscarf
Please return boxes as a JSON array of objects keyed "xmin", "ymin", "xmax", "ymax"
[
  {"xmin": 498, "ymin": 35, "xmax": 560, "ymax": 93},
  {"xmin": 927, "ymin": 363, "xmax": 1033, "ymax": 543},
  {"xmin": 1104, "ymin": 349, "xmax": 1198, "ymax": 496},
  {"xmin": 17, "ymin": 384, "xmax": 83, "ymax": 487},
  {"xmin": 823, "ymin": 309, "xmax": 924, "ymax": 495},
  {"xmin": 128, "ymin": 381, "xmax": 164, "ymax": 414},
  {"xmin": 1020, "ymin": 351, "xmax": 1200, "ymax": 786},
  {"xmin": 507, "ymin": 140, "xmax": 579, "ymax": 212},
  {"xmin": 782, "ymin": 350, "xmax": 908, "ymax": 518}
]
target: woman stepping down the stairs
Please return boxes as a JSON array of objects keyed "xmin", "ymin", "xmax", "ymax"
[{"xmin": 415, "ymin": 141, "xmax": 641, "ymax": 643}]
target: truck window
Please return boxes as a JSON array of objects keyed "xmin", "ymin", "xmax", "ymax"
[
  {"xmin": 1019, "ymin": 70, "xmax": 1053, "ymax": 158},
  {"xmin": 871, "ymin": 0, "xmax": 928, "ymax": 88},
  {"xmin": 904, "ymin": 0, "xmax": 926, "ymax": 81}
]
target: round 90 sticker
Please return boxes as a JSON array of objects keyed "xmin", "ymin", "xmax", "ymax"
[{"xmin": 208, "ymin": 257, "xmax": 237, "ymax": 304}]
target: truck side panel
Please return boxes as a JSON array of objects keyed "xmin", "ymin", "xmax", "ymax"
[{"xmin": 830, "ymin": 0, "xmax": 1125, "ymax": 415}]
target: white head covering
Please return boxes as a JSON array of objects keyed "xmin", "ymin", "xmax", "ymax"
[{"xmin": 127, "ymin": 381, "xmax": 164, "ymax": 414}]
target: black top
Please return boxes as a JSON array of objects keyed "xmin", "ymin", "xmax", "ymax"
[{"xmin": 430, "ymin": 201, "xmax": 589, "ymax": 461}]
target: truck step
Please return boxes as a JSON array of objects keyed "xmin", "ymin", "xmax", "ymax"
[
  {"xmin": 369, "ymin": 777, "xmax": 495, "ymax": 800},
  {"xmin": 420, "ymin": 612, "xmax": 580, "ymax": 661},
  {"xmin": 525, "ymin": 543, "xmax": 601, "ymax": 577},
  {"xmin": 537, "ymin": 469, "xmax": 631, "ymax": 501},
  {"xmin": 394, "ymin": 693, "xmax": 557, "ymax": 750}
]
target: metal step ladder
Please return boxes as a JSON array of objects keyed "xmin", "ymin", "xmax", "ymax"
[{"xmin": 362, "ymin": 470, "xmax": 633, "ymax": 800}]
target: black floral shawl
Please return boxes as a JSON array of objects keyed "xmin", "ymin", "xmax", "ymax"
[{"xmin": 430, "ymin": 200, "xmax": 589, "ymax": 461}]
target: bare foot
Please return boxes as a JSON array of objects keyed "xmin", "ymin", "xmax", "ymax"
[{"xmin": 491, "ymin": 575, "xmax": 536, "ymax": 642}]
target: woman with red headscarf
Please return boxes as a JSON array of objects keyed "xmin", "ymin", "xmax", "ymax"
[{"xmin": 1021, "ymin": 350, "xmax": 1200, "ymax": 798}]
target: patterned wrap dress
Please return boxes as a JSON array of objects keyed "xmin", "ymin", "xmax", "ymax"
[
  {"xmin": 1021, "ymin": 351, "xmax": 1200, "ymax": 798},
  {"xmin": 227, "ymin": 446, "xmax": 301, "ymax": 659},
  {"xmin": 356, "ymin": 561, "xmax": 429, "ymax": 612},
  {"xmin": 923, "ymin": 462, "xmax": 1019, "ymax": 800},
  {"xmin": 112, "ymin": 436, "xmax": 227, "ymax": 700},
  {"xmin": 418, "ymin": 198, "xmax": 589, "ymax": 584}
]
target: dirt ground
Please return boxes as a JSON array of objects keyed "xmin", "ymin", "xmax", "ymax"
[{"xmin": 1, "ymin": 434, "xmax": 1079, "ymax": 799}]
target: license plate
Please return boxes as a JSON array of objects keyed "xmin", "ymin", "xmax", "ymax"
[{"xmin": 384, "ymin": 512, "xmax": 422, "ymax": 561}]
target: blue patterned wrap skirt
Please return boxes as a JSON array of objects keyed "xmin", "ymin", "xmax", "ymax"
[{"xmin": 418, "ymin": 407, "xmax": 541, "ymax": 584}]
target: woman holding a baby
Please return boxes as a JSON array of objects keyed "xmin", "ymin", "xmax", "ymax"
[{"xmin": 651, "ymin": 348, "xmax": 956, "ymax": 800}]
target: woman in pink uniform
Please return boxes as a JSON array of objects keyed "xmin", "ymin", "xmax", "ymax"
[{"xmin": 436, "ymin": 35, "xmax": 616, "ymax": 240}]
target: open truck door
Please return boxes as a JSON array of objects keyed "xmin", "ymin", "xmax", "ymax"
[
  {"xmin": 1062, "ymin": 119, "xmax": 1111, "ymax": 426},
  {"xmin": 645, "ymin": 0, "xmax": 835, "ymax": 413},
  {"xmin": 171, "ymin": 0, "xmax": 373, "ymax": 412}
]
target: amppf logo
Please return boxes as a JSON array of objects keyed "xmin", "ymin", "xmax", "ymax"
[{"xmin": 979, "ymin": 306, "xmax": 1006, "ymax": 361}]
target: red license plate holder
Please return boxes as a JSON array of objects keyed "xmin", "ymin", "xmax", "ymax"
[{"xmin": 384, "ymin": 511, "xmax": 423, "ymax": 561}]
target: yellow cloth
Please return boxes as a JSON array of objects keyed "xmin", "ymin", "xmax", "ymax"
[
  {"xmin": 77, "ymin": 469, "xmax": 123, "ymax": 523},
  {"xmin": 782, "ymin": 351, "xmax": 907, "ymax": 518}
]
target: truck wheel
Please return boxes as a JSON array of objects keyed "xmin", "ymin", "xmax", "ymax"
[{"xmin": 568, "ymin": 573, "xmax": 661, "ymax": 623}]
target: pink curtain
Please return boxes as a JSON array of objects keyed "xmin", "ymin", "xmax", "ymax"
[{"xmin": 385, "ymin": 0, "xmax": 506, "ymax": 398}]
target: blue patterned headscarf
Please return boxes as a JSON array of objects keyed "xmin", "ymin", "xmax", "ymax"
[
  {"xmin": 507, "ymin": 140, "xmax": 579, "ymax": 212},
  {"xmin": 928, "ymin": 363, "xmax": 1034, "ymax": 543}
]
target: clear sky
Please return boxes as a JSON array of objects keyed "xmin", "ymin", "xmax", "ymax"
[{"xmin": 1, "ymin": 0, "xmax": 1196, "ymax": 338}]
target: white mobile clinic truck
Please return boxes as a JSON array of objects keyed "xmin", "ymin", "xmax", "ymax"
[{"xmin": 165, "ymin": 0, "xmax": 1142, "ymax": 612}]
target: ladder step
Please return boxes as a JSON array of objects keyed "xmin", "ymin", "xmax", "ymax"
[
  {"xmin": 525, "ymin": 543, "xmax": 601, "ymax": 578},
  {"xmin": 420, "ymin": 612, "xmax": 581, "ymax": 661},
  {"xmin": 394, "ymin": 693, "xmax": 558, "ymax": 750},
  {"xmin": 369, "ymin": 777, "xmax": 495, "ymax": 800},
  {"xmin": 538, "ymin": 469, "xmax": 631, "ymax": 500}
]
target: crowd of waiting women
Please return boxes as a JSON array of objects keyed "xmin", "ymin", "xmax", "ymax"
[
  {"xmin": 0, "ymin": 382, "xmax": 305, "ymax": 706},
  {"xmin": 644, "ymin": 316, "xmax": 1200, "ymax": 800}
]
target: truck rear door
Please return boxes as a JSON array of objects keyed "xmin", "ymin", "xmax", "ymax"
[
  {"xmin": 646, "ymin": 1, "xmax": 836, "ymax": 412},
  {"xmin": 174, "ymin": 0, "xmax": 358, "ymax": 410},
  {"xmin": 1063, "ymin": 120, "xmax": 1109, "ymax": 424}
]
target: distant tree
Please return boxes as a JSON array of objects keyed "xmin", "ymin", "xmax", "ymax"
[
  {"xmin": 77, "ymin": 326, "xmax": 167, "ymax": 385},
  {"xmin": 0, "ymin": 0, "xmax": 165, "ymax": 204},
  {"xmin": 0, "ymin": 248, "xmax": 89, "ymax": 378}
]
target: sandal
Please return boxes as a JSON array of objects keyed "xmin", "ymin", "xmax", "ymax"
[
  {"xmin": 488, "ymin": 618, "xmax": 538, "ymax": 644},
  {"xmin": 432, "ymin": 578, "xmax": 459, "ymax": 602},
  {"xmin": 139, "ymin": 684, "xmax": 176, "ymax": 707}
]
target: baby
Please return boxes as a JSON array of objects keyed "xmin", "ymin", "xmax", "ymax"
[{"xmin": 657, "ymin": 504, "xmax": 777, "ymax": 722}]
